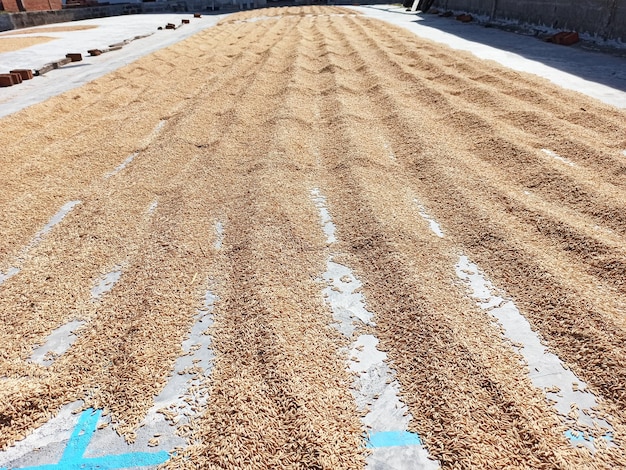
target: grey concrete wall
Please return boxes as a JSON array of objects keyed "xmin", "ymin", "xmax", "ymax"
[
  {"xmin": 433, "ymin": 0, "xmax": 626, "ymax": 41},
  {"xmin": 3, "ymin": 10, "xmax": 71, "ymax": 30},
  {"xmin": 0, "ymin": 15, "xmax": 14, "ymax": 31},
  {"xmin": 0, "ymin": 0, "xmax": 242, "ymax": 32}
]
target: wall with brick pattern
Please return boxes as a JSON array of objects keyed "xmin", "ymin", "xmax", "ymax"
[
  {"xmin": 1, "ymin": 0, "xmax": 61, "ymax": 11},
  {"xmin": 1, "ymin": 0, "xmax": 22, "ymax": 13}
]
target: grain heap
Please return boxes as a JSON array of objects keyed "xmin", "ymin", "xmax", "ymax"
[
  {"xmin": 0, "ymin": 6, "xmax": 625, "ymax": 469},
  {"xmin": 0, "ymin": 36, "xmax": 55, "ymax": 53}
]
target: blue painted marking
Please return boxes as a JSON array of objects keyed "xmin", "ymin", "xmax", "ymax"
[
  {"xmin": 367, "ymin": 431, "xmax": 422, "ymax": 448},
  {"xmin": 565, "ymin": 430, "xmax": 589, "ymax": 443},
  {"xmin": 62, "ymin": 408, "xmax": 102, "ymax": 462},
  {"xmin": 2, "ymin": 408, "xmax": 169, "ymax": 470},
  {"xmin": 565, "ymin": 430, "xmax": 614, "ymax": 444}
]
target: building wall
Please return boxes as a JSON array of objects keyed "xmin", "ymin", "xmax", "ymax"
[
  {"xmin": 1, "ymin": 0, "xmax": 62, "ymax": 11},
  {"xmin": 433, "ymin": 0, "xmax": 626, "ymax": 41},
  {"xmin": 0, "ymin": 0, "xmax": 243, "ymax": 30},
  {"xmin": 24, "ymin": 0, "xmax": 62, "ymax": 10},
  {"xmin": 1, "ymin": 0, "xmax": 21, "ymax": 12}
]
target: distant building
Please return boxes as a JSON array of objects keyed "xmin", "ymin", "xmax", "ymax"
[{"xmin": 0, "ymin": 0, "xmax": 62, "ymax": 11}]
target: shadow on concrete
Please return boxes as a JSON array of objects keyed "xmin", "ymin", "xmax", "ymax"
[
  {"xmin": 352, "ymin": 4, "xmax": 626, "ymax": 94},
  {"xmin": 402, "ymin": 11, "xmax": 626, "ymax": 93},
  {"xmin": 61, "ymin": 62, "xmax": 91, "ymax": 69}
]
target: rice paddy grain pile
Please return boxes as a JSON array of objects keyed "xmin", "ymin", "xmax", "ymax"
[{"xmin": 1, "ymin": 6, "xmax": 625, "ymax": 469}]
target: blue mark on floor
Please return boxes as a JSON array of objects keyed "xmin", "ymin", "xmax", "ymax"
[
  {"xmin": 367, "ymin": 431, "xmax": 422, "ymax": 448},
  {"xmin": 565, "ymin": 430, "xmax": 590, "ymax": 444},
  {"xmin": 565, "ymin": 429, "xmax": 613, "ymax": 444},
  {"xmin": 1, "ymin": 409, "xmax": 169, "ymax": 470}
]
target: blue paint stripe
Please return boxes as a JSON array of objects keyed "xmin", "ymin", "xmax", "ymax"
[
  {"xmin": 80, "ymin": 450, "xmax": 170, "ymax": 468},
  {"xmin": 367, "ymin": 431, "xmax": 422, "ymax": 448},
  {"xmin": 565, "ymin": 430, "xmax": 589, "ymax": 443},
  {"xmin": 61, "ymin": 409, "xmax": 102, "ymax": 461},
  {"xmin": 6, "ymin": 407, "xmax": 170, "ymax": 470},
  {"xmin": 565, "ymin": 430, "xmax": 613, "ymax": 444},
  {"xmin": 7, "ymin": 451, "xmax": 169, "ymax": 470}
]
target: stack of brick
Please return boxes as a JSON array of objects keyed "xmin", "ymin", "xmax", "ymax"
[{"xmin": 0, "ymin": 69, "xmax": 33, "ymax": 87}]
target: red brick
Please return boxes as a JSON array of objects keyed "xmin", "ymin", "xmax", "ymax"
[
  {"xmin": 0, "ymin": 0, "xmax": 20, "ymax": 12},
  {"xmin": 10, "ymin": 72, "xmax": 22, "ymax": 84},
  {"xmin": 21, "ymin": 0, "xmax": 62, "ymax": 10},
  {"xmin": 66, "ymin": 53, "xmax": 83, "ymax": 62},
  {"xmin": 549, "ymin": 31, "xmax": 579, "ymax": 45},
  {"xmin": 456, "ymin": 14, "xmax": 472, "ymax": 22},
  {"xmin": 10, "ymin": 69, "xmax": 34, "ymax": 80},
  {"xmin": 0, "ymin": 74, "xmax": 15, "ymax": 87},
  {"xmin": 182, "ymin": 19, "xmax": 190, "ymax": 24},
  {"xmin": 194, "ymin": 13, "xmax": 201, "ymax": 18},
  {"xmin": 0, "ymin": 0, "xmax": 61, "ymax": 10}
]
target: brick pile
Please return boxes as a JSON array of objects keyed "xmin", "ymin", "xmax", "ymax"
[{"xmin": 0, "ymin": 69, "xmax": 33, "ymax": 87}]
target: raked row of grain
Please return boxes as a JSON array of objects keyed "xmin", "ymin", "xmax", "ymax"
[{"xmin": 0, "ymin": 6, "xmax": 625, "ymax": 469}]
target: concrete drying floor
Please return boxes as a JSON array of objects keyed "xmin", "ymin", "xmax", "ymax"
[
  {"xmin": 0, "ymin": 5, "xmax": 625, "ymax": 469},
  {"xmin": 0, "ymin": 12, "xmax": 228, "ymax": 117}
]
